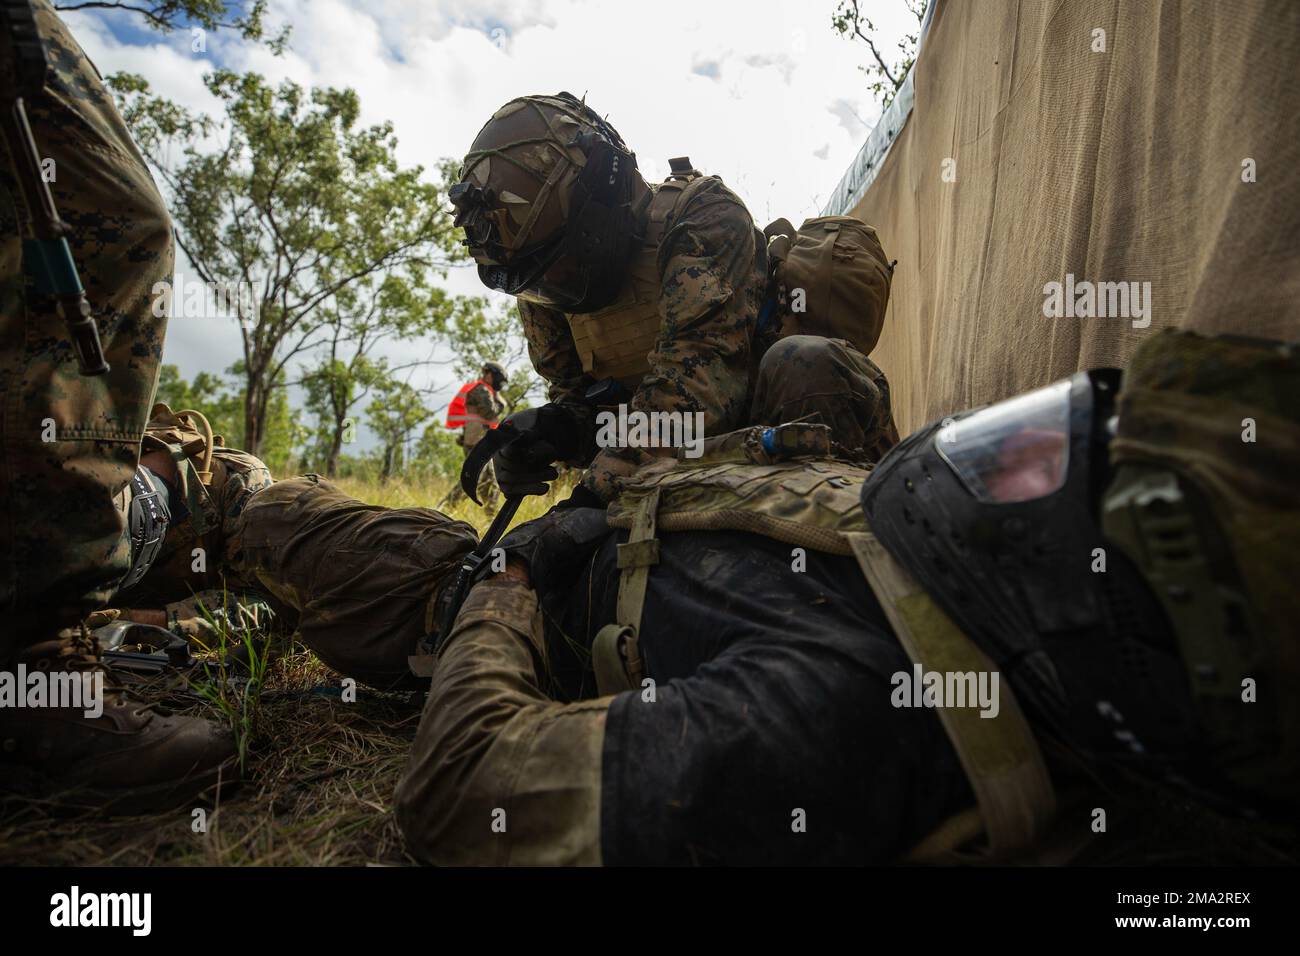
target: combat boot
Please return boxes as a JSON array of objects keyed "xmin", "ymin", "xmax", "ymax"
[{"xmin": 0, "ymin": 627, "xmax": 239, "ymax": 813}]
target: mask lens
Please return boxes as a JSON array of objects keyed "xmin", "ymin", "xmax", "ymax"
[{"xmin": 936, "ymin": 379, "xmax": 1073, "ymax": 503}]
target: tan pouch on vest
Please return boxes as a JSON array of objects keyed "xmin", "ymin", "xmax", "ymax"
[
  {"xmin": 766, "ymin": 216, "xmax": 892, "ymax": 358},
  {"xmin": 143, "ymin": 402, "xmax": 217, "ymax": 485}
]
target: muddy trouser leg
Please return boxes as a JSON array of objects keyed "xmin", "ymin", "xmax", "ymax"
[
  {"xmin": 226, "ymin": 476, "xmax": 478, "ymax": 690},
  {"xmin": 749, "ymin": 334, "xmax": 901, "ymax": 463},
  {"xmin": 0, "ymin": 0, "xmax": 173, "ymax": 662}
]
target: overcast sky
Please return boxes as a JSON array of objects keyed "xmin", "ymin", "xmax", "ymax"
[{"xmin": 63, "ymin": 0, "xmax": 918, "ymax": 435}]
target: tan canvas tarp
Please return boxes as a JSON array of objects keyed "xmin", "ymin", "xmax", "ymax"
[{"xmin": 852, "ymin": 0, "xmax": 1300, "ymax": 434}]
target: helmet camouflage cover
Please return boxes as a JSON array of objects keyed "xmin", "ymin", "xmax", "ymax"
[{"xmin": 450, "ymin": 92, "xmax": 646, "ymax": 313}]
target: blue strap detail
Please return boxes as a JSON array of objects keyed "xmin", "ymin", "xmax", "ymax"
[{"xmin": 22, "ymin": 237, "xmax": 84, "ymax": 296}]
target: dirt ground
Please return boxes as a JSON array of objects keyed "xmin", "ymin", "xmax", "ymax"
[
  {"xmin": 0, "ymin": 474, "xmax": 550, "ymax": 867},
  {"xmin": 0, "ymin": 646, "xmax": 426, "ymax": 866}
]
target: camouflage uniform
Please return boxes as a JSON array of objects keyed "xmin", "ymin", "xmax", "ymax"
[
  {"xmin": 0, "ymin": 0, "xmax": 172, "ymax": 659},
  {"xmin": 0, "ymin": 2, "xmax": 239, "ymax": 810},
  {"xmin": 750, "ymin": 335, "xmax": 900, "ymax": 465},
  {"xmin": 226, "ymin": 475, "xmax": 478, "ymax": 690},
  {"xmin": 398, "ymin": 331, "xmax": 1300, "ymax": 866},
  {"xmin": 519, "ymin": 177, "xmax": 899, "ymax": 500},
  {"xmin": 460, "ymin": 380, "xmax": 505, "ymax": 450}
]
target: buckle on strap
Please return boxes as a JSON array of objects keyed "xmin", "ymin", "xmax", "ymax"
[{"xmin": 593, "ymin": 488, "xmax": 661, "ymax": 694}]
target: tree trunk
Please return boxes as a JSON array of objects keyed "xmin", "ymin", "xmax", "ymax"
[
  {"xmin": 325, "ymin": 427, "xmax": 343, "ymax": 477},
  {"xmin": 243, "ymin": 374, "xmax": 272, "ymax": 458},
  {"xmin": 244, "ymin": 383, "xmax": 263, "ymax": 456}
]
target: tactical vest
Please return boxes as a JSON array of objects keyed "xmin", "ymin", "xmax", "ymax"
[
  {"xmin": 598, "ymin": 432, "xmax": 1058, "ymax": 863},
  {"xmin": 564, "ymin": 160, "xmax": 716, "ymax": 389},
  {"xmin": 446, "ymin": 379, "xmax": 499, "ymax": 428}
]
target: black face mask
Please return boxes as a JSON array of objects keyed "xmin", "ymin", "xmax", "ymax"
[
  {"xmin": 861, "ymin": 370, "xmax": 1201, "ymax": 774},
  {"xmin": 459, "ymin": 137, "xmax": 643, "ymax": 314}
]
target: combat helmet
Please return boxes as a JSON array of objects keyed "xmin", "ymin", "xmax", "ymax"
[{"xmin": 449, "ymin": 92, "xmax": 648, "ymax": 313}]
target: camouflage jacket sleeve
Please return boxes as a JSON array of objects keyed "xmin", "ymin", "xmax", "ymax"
[
  {"xmin": 519, "ymin": 300, "xmax": 593, "ymax": 408},
  {"xmin": 583, "ymin": 179, "xmax": 767, "ymax": 499},
  {"xmin": 464, "ymin": 382, "xmax": 504, "ymax": 424},
  {"xmin": 518, "ymin": 300, "xmax": 600, "ymax": 463},
  {"xmin": 395, "ymin": 577, "xmax": 607, "ymax": 865}
]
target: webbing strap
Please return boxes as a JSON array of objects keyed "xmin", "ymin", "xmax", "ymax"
[
  {"xmin": 615, "ymin": 488, "xmax": 661, "ymax": 643},
  {"xmin": 842, "ymin": 531, "xmax": 1057, "ymax": 859},
  {"xmin": 592, "ymin": 488, "xmax": 661, "ymax": 695}
]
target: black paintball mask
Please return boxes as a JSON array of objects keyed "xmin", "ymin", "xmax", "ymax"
[
  {"xmin": 861, "ymin": 369, "xmax": 1202, "ymax": 777},
  {"xmin": 450, "ymin": 101, "xmax": 644, "ymax": 314}
]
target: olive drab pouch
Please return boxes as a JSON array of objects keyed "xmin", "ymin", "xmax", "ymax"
[{"xmin": 760, "ymin": 215, "xmax": 894, "ymax": 357}]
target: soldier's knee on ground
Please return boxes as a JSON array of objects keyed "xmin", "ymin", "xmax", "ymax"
[{"xmin": 751, "ymin": 335, "xmax": 900, "ymax": 463}]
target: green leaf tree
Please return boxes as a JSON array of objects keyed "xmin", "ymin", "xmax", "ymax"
[
  {"xmin": 410, "ymin": 421, "xmax": 465, "ymax": 484},
  {"xmin": 154, "ymin": 361, "xmax": 306, "ymax": 475},
  {"xmin": 435, "ymin": 297, "xmax": 541, "ymax": 417},
  {"xmin": 55, "ymin": 0, "xmax": 290, "ymax": 51},
  {"xmin": 111, "ymin": 69, "xmax": 463, "ymax": 458},
  {"xmin": 299, "ymin": 270, "xmax": 459, "ymax": 476},
  {"xmin": 367, "ymin": 378, "xmax": 432, "ymax": 482}
]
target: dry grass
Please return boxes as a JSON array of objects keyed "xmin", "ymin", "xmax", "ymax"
[
  {"xmin": 0, "ymin": 474, "xmax": 570, "ymax": 867},
  {"xmin": 330, "ymin": 472, "xmax": 574, "ymax": 528}
]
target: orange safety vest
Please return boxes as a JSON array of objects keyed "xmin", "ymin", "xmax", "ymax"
[{"xmin": 445, "ymin": 379, "xmax": 499, "ymax": 429}]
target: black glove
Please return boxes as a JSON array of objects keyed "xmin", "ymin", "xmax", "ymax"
[
  {"xmin": 494, "ymin": 441, "xmax": 558, "ymax": 497},
  {"xmin": 554, "ymin": 483, "xmax": 604, "ymax": 511},
  {"xmin": 492, "ymin": 404, "xmax": 592, "ymax": 497},
  {"xmin": 496, "ymin": 502, "xmax": 610, "ymax": 598}
]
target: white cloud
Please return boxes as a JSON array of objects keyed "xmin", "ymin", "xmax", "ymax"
[{"xmin": 61, "ymin": 0, "xmax": 921, "ymax": 441}]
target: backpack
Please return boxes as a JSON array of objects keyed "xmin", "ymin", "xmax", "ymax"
[{"xmin": 759, "ymin": 216, "xmax": 895, "ymax": 357}]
